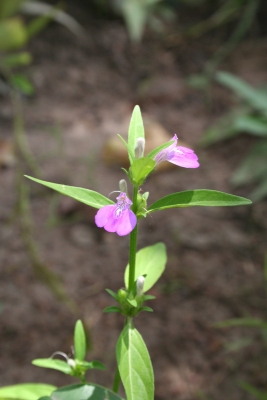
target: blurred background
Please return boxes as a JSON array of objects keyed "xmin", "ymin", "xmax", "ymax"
[{"xmin": 0, "ymin": 1, "xmax": 267, "ymax": 399}]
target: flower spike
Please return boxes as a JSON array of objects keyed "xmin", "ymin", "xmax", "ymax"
[
  {"xmin": 95, "ymin": 192, "xmax": 137, "ymax": 236},
  {"xmin": 154, "ymin": 134, "xmax": 199, "ymax": 168}
]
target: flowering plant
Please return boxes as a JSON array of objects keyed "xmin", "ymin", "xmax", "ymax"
[{"xmin": 0, "ymin": 106, "xmax": 251, "ymax": 400}]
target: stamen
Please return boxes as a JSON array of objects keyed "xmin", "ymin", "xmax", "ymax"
[
  {"xmin": 114, "ymin": 192, "xmax": 132, "ymax": 218},
  {"xmin": 108, "ymin": 190, "xmax": 121, "ymax": 198},
  {"xmin": 50, "ymin": 351, "xmax": 69, "ymax": 361}
]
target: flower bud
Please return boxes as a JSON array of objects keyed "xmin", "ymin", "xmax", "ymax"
[
  {"xmin": 136, "ymin": 276, "xmax": 145, "ymax": 298},
  {"xmin": 67, "ymin": 358, "xmax": 76, "ymax": 368},
  {"xmin": 119, "ymin": 179, "xmax": 128, "ymax": 194},
  {"xmin": 134, "ymin": 138, "xmax": 145, "ymax": 159}
]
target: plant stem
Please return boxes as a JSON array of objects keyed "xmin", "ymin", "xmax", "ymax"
[
  {"xmin": 128, "ymin": 185, "xmax": 138, "ymax": 293},
  {"xmin": 112, "ymin": 187, "xmax": 139, "ymax": 392}
]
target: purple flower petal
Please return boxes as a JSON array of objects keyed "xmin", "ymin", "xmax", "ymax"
[
  {"xmin": 168, "ymin": 146, "xmax": 200, "ymax": 168},
  {"xmin": 116, "ymin": 209, "xmax": 137, "ymax": 236},
  {"xmin": 154, "ymin": 135, "xmax": 200, "ymax": 169},
  {"xmin": 95, "ymin": 192, "xmax": 137, "ymax": 236},
  {"xmin": 95, "ymin": 205, "xmax": 115, "ymax": 227},
  {"xmin": 104, "ymin": 213, "xmax": 121, "ymax": 232}
]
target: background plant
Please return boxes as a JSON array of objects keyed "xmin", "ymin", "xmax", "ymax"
[
  {"xmin": 201, "ymin": 71, "xmax": 267, "ymax": 201},
  {"xmin": 0, "ymin": 0, "xmax": 83, "ymax": 95}
]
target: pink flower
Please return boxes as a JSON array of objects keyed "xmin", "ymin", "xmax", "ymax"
[
  {"xmin": 154, "ymin": 134, "xmax": 199, "ymax": 168},
  {"xmin": 95, "ymin": 192, "xmax": 137, "ymax": 236}
]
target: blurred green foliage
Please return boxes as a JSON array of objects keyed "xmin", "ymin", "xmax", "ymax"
[
  {"xmin": 0, "ymin": 0, "xmax": 44, "ymax": 95},
  {"xmin": 0, "ymin": 0, "xmax": 83, "ymax": 95},
  {"xmin": 112, "ymin": 0, "xmax": 176, "ymax": 42},
  {"xmin": 91, "ymin": 0, "xmax": 263, "ymax": 50},
  {"xmin": 92, "ymin": 0, "xmax": 176, "ymax": 42},
  {"xmin": 201, "ymin": 71, "xmax": 267, "ymax": 201},
  {"xmin": 187, "ymin": 0, "xmax": 261, "ymax": 87}
]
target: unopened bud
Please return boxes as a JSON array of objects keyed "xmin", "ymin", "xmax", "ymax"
[
  {"xmin": 67, "ymin": 358, "xmax": 76, "ymax": 368},
  {"xmin": 119, "ymin": 179, "xmax": 127, "ymax": 194},
  {"xmin": 136, "ymin": 276, "xmax": 145, "ymax": 297},
  {"xmin": 134, "ymin": 138, "xmax": 145, "ymax": 159}
]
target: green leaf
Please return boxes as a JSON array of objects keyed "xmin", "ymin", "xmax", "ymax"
[
  {"xmin": 214, "ymin": 318, "xmax": 267, "ymax": 329},
  {"xmin": 116, "ymin": 320, "xmax": 154, "ymax": 400},
  {"xmin": 127, "ymin": 298, "xmax": 137, "ymax": 307},
  {"xmin": 143, "ymin": 294, "xmax": 156, "ymax": 301},
  {"xmin": 199, "ymin": 108, "xmax": 249, "ymax": 146},
  {"xmin": 119, "ymin": 1, "xmax": 147, "ymax": 42},
  {"xmin": 128, "ymin": 105, "xmax": 145, "ymax": 164},
  {"xmin": 38, "ymin": 397, "xmax": 52, "ymax": 400},
  {"xmin": 2, "ymin": 51, "xmax": 32, "ymax": 67},
  {"xmin": 231, "ymin": 141, "xmax": 267, "ymax": 186},
  {"xmin": 233, "ymin": 115, "xmax": 267, "ymax": 137},
  {"xmin": 0, "ymin": 0, "xmax": 27, "ymax": 20},
  {"xmin": 27, "ymin": 13, "xmax": 53, "ymax": 39},
  {"xmin": 80, "ymin": 361, "xmax": 105, "ymax": 371},
  {"xmin": 74, "ymin": 320, "xmax": 86, "ymax": 361},
  {"xmin": 10, "ymin": 73, "xmax": 34, "ymax": 95},
  {"xmin": 0, "ymin": 384, "xmax": 56, "ymax": 400},
  {"xmin": 25, "ymin": 176, "xmax": 114, "ymax": 209},
  {"xmin": 140, "ymin": 306, "xmax": 153, "ymax": 312},
  {"xmin": 240, "ymin": 381, "xmax": 267, "ymax": 400},
  {"xmin": 129, "ymin": 157, "xmax": 155, "ymax": 185},
  {"xmin": 0, "ymin": 17, "xmax": 28, "ymax": 51},
  {"xmin": 125, "ymin": 243, "xmax": 167, "ymax": 292},
  {"xmin": 146, "ymin": 139, "xmax": 175, "ymax": 159},
  {"xmin": 216, "ymin": 71, "xmax": 267, "ymax": 115},
  {"xmin": 103, "ymin": 306, "xmax": 122, "ymax": 313},
  {"xmin": 148, "ymin": 190, "xmax": 252, "ymax": 212},
  {"xmin": 117, "ymin": 134, "xmax": 134, "ymax": 162},
  {"xmin": 32, "ymin": 359, "xmax": 72, "ymax": 375},
  {"xmin": 49, "ymin": 383, "xmax": 124, "ymax": 400},
  {"xmin": 105, "ymin": 288, "xmax": 118, "ymax": 301},
  {"xmin": 20, "ymin": 2, "xmax": 84, "ymax": 37}
]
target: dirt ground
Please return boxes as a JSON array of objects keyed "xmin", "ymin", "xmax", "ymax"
[{"xmin": 1, "ymin": 3, "xmax": 267, "ymax": 400}]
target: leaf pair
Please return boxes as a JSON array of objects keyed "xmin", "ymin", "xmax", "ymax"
[
  {"xmin": 32, "ymin": 321, "xmax": 105, "ymax": 380},
  {"xmin": 25, "ymin": 175, "xmax": 251, "ymax": 215}
]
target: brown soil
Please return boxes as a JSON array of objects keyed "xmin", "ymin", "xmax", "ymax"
[{"xmin": 1, "ymin": 3, "xmax": 267, "ymax": 400}]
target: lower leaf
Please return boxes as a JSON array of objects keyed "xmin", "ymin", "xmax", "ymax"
[{"xmin": 116, "ymin": 319, "xmax": 154, "ymax": 400}]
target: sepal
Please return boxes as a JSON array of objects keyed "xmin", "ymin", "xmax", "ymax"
[
  {"xmin": 105, "ymin": 288, "xmax": 119, "ymax": 301},
  {"xmin": 136, "ymin": 192, "xmax": 149, "ymax": 219},
  {"xmin": 103, "ymin": 306, "xmax": 121, "ymax": 313},
  {"xmin": 140, "ymin": 306, "xmax": 153, "ymax": 312}
]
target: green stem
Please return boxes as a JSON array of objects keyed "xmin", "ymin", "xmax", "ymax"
[
  {"xmin": 128, "ymin": 185, "xmax": 139, "ymax": 293},
  {"xmin": 112, "ymin": 186, "xmax": 139, "ymax": 392}
]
